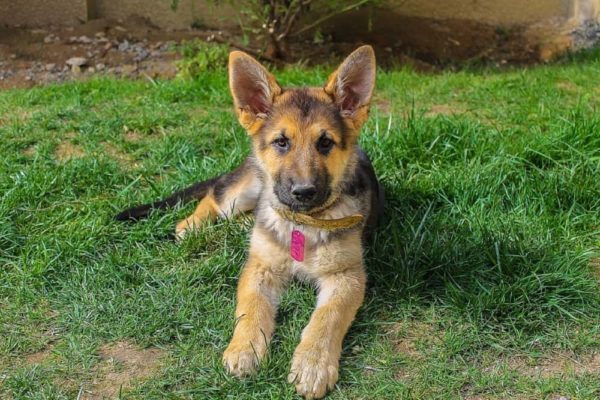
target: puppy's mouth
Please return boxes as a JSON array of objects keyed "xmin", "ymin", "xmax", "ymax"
[{"xmin": 274, "ymin": 189, "xmax": 332, "ymax": 213}]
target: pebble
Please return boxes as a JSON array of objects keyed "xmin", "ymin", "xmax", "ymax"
[
  {"xmin": 118, "ymin": 40, "xmax": 130, "ymax": 52},
  {"xmin": 66, "ymin": 57, "xmax": 88, "ymax": 67}
]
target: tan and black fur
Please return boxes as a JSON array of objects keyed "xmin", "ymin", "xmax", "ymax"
[{"xmin": 116, "ymin": 46, "xmax": 383, "ymax": 399}]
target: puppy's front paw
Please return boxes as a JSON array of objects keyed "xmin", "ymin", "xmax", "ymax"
[
  {"xmin": 288, "ymin": 345, "xmax": 339, "ymax": 399},
  {"xmin": 223, "ymin": 341, "xmax": 262, "ymax": 377}
]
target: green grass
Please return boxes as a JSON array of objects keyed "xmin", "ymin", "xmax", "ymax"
[{"xmin": 1, "ymin": 54, "xmax": 599, "ymax": 399}]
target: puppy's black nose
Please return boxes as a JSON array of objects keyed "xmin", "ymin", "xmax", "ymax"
[{"xmin": 291, "ymin": 184, "xmax": 317, "ymax": 202}]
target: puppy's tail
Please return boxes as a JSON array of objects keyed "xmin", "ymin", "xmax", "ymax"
[{"xmin": 115, "ymin": 177, "xmax": 217, "ymax": 221}]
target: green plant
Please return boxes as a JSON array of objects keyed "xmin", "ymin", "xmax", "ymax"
[
  {"xmin": 175, "ymin": 40, "xmax": 230, "ymax": 79},
  {"xmin": 170, "ymin": 0, "xmax": 374, "ymax": 60},
  {"xmin": 242, "ymin": 0, "xmax": 374, "ymax": 59}
]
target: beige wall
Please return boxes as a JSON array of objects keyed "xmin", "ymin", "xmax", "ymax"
[
  {"xmin": 385, "ymin": 0, "xmax": 571, "ymax": 25},
  {"xmin": 0, "ymin": 0, "xmax": 87, "ymax": 27},
  {"xmin": 91, "ymin": 0, "xmax": 238, "ymax": 30},
  {"xmin": 4, "ymin": 0, "xmax": 599, "ymax": 29},
  {"xmin": 569, "ymin": 0, "xmax": 600, "ymax": 22}
]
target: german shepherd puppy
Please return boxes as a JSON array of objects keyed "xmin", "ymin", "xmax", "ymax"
[{"xmin": 116, "ymin": 45, "xmax": 383, "ymax": 399}]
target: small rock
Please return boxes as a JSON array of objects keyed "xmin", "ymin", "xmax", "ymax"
[
  {"xmin": 121, "ymin": 64, "xmax": 138, "ymax": 75},
  {"xmin": 43, "ymin": 35, "xmax": 54, "ymax": 44},
  {"xmin": 118, "ymin": 40, "xmax": 130, "ymax": 52},
  {"xmin": 25, "ymin": 76, "xmax": 32, "ymax": 81},
  {"xmin": 87, "ymin": 67, "xmax": 96, "ymax": 74},
  {"xmin": 79, "ymin": 36, "xmax": 92, "ymax": 44},
  {"xmin": 45, "ymin": 63, "xmax": 56, "ymax": 71},
  {"xmin": 66, "ymin": 57, "xmax": 87, "ymax": 67},
  {"xmin": 66, "ymin": 57, "xmax": 87, "ymax": 74},
  {"xmin": 114, "ymin": 25, "xmax": 127, "ymax": 32},
  {"xmin": 95, "ymin": 63, "xmax": 105, "ymax": 71},
  {"xmin": 95, "ymin": 32, "xmax": 106, "ymax": 38}
]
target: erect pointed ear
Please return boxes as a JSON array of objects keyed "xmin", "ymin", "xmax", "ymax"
[
  {"xmin": 229, "ymin": 51, "xmax": 282, "ymax": 134},
  {"xmin": 324, "ymin": 45, "xmax": 376, "ymax": 120}
]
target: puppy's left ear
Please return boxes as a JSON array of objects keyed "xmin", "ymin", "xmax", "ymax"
[{"xmin": 324, "ymin": 45, "xmax": 376, "ymax": 127}]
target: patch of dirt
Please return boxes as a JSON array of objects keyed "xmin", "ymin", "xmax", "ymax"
[
  {"xmin": 373, "ymin": 96, "xmax": 392, "ymax": 115},
  {"xmin": 22, "ymin": 311, "xmax": 61, "ymax": 366},
  {"xmin": 426, "ymin": 103, "xmax": 466, "ymax": 117},
  {"xmin": 25, "ymin": 344, "xmax": 55, "ymax": 365},
  {"xmin": 22, "ymin": 145, "xmax": 37, "ymax": 157},
  {"xmin": 488, "ymin": 351, "xmax": 600, "ymax": 378},
  {"xmin": 322, "ymin": 10, "xmax": 540, "ymax": 66},
  {"xmin": 124, "ymin": 131, "xmax": 143, "ymax": 142},
  {"xmin": 101, "ymin": 142, "xmax": 138, "ymax": 168},
  {"xmin": 388, "ymin": 321, "xmax": 442, "ymax": 360},
  {"xmin": 81, "ymin": 341, "xmax": 166, "ymax": 400},
  {"xmin": 590, "ymin": 257, "xmax": 600, "ymax": 280},
  {"xmin": 0, "ymin": 10, "xmax": 557, "ymax": 90},
  {"xmin": 55, "ymin": 141, "xmax": 85, "ymax": 161},
  {"xmin": 556, "ymin": 81, "xmax": 578, "ymax": 92},
  {"xmin": 0, "ymin": 16, "xmax": 216, "ymax": 89}
]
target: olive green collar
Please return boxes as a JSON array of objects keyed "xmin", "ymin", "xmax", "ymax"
[{"xmin": 275, "ymin": 208, "xmax": 364, "ymax": 232}]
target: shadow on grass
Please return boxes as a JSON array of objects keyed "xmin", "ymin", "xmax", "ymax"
[{"xmin": 353, "ymin": 179, "xmax": 598, "ymax": 344}]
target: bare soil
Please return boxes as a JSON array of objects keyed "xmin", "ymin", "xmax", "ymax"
[
  {"xmin": 0, "ymin": 16, "xmax": 220, "ymax": 89},
  {"xmin": 81, "ymin": 340, "xmax": 166, "ymax": 399},
  {"xmin": 55, "ymin": 141, "xmax": 85, "ymax": 162},
  {"xmin": 1, "ymin": 12, "xmax": 553, "ymax": 90}
]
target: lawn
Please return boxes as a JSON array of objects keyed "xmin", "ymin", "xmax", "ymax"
[{"xmin": 1, "ymin": 52, "xmax": 599, "ymax": 399}]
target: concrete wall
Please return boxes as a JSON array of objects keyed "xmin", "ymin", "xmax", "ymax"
[
  {"xmin": 385, "ymin": 0, "xmax": 572, "ymax": 25},
  {"xmin": 2, "ymin": 0, "xmax": 599, "ymax": 30},
  {"xmin": 3, "ymin": 0, "xmax": 599, "ymax": 29},
  {"xmin": 91, "ymin": 0, "xmax": 237, "ymax": 30},
  {"xmin": 0, "ymin": 0, "xmax": 88, "ymax": 27}
]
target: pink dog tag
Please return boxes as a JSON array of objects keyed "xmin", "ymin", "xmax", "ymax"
[{"xmin": 290, "ymin": 229, "xmax": 305, "ymax": 262}]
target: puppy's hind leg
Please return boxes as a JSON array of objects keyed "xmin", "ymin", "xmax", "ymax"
[{"xmin": 175, "ymin": 158, "xmax": 261, "ymax": 239}]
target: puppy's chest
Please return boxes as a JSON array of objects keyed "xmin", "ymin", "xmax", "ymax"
[{"xmin": 253, "ymin": 197, "xmax": 365, "ymax": 276}]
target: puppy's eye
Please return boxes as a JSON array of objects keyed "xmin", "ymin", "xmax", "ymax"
[
  {"xmin": 317, "ymin": 136, "xmax": 334, "ymax": 153},
  {"xmin": 273, "ymin": 137, "xmax": 289, "ymax": 150}
]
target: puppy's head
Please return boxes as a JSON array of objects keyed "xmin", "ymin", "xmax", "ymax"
[{"xmin": 229, "ymin": 46, "xmax": 376, "ymax": 212}]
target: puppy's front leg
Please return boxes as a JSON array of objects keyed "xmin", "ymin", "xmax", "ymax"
[
  {"xmin": 289, "ymin": 267, "xmax": 366, "ymax": 399},
  {"xmin": 223, "ymin": 248, "xmax": 290, "ymax": 377}
]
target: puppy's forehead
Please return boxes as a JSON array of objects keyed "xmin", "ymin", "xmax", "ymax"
[
  {"xmin": 276, "ymin": 87, "xmax": 332, "ymax": 109},
  {"xmin": 271, "ymin": 88, "xmax": 341, "ymax": 126}
]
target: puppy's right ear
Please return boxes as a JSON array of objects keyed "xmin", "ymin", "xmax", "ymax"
[{"xmin": 229, "ymin": 51, "xmax": 281, "ymax": 134}]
